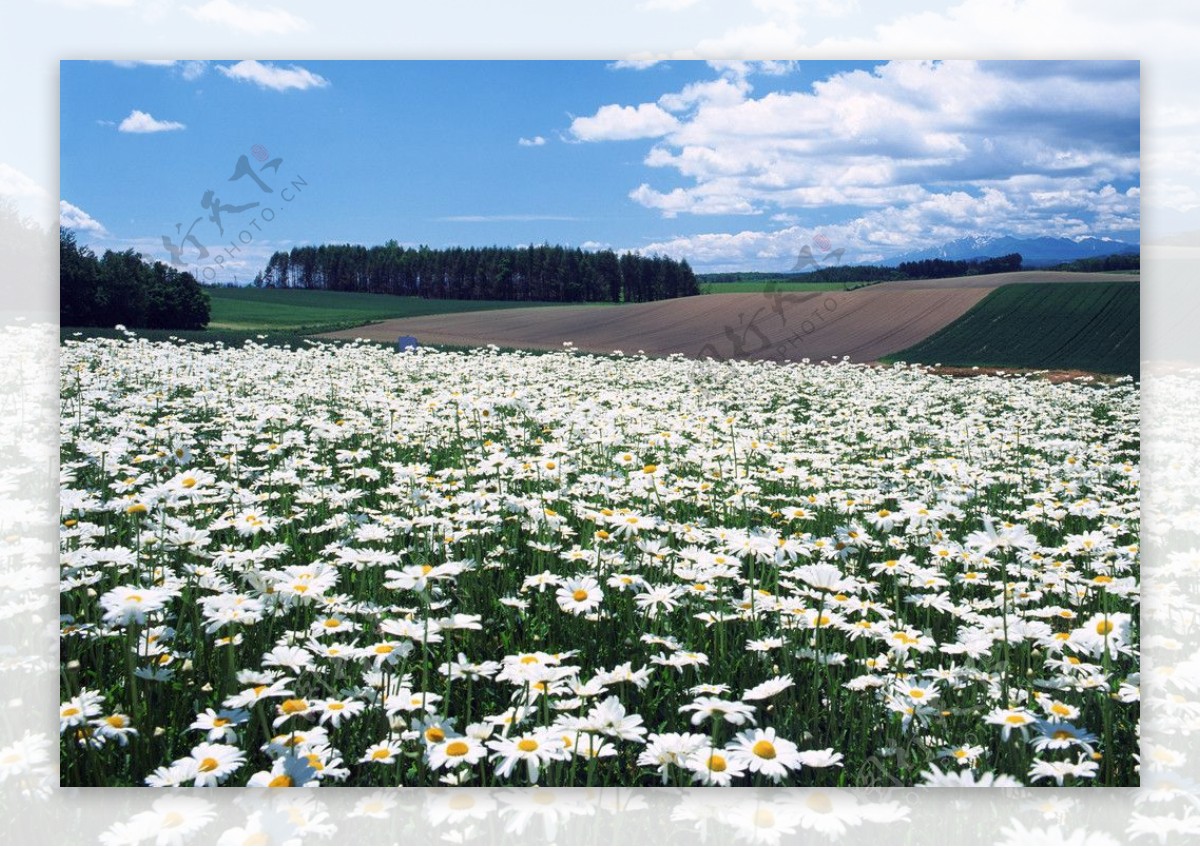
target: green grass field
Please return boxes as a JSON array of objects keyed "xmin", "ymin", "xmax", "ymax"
[
  {"xmin": 205, "ymin": 287, "xmax": 587, "ymax": 332},
  {"xmin": 885, "ymin": 282, "xmax": 1139, "ymax": 376}
]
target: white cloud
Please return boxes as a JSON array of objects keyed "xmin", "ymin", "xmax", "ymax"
[
  {"xmin": 658, "ymin": 76, "xmax": 750, "ymax": 112},
  {"xmin": 117, "ymin": 110, "xmax": 186, "ymax": 133},
  {"xmin": 111, "ymin": 60, "xmax": 207, "ymax": 80},
  {"xmin": 706, "ymin": 59, "xmax": 797, "ymax": 78},
  {"xmin": 570, "ymin": 103, "xmax": 681, "ymax": 142},
  {"xmin": 184, "ymin": 0, "xmax": 308, "ymax": 34},
  {"xmin": 633, "ymin": 176, "xmax": 1142, "ymax": 271},
  {"xmin": 608, "ymin": 59, "xmax": 664, "ymax": 70},
  {"xmin": 216, "ymin": 60, "xmax": 329, "ymax": 92},
  {"xmin": 574, "ymin": 60, "xmax": 1138, "ymax": 252},
  {"xmin": 630, "ymin": 182, "xmax": 760, "ymax": 217},
  {"xmin": 518, "ymin": 136, "xmax": 547, "ymax": 147},
  {"xmin": 180, "ymin": 61, "xmax": 208, "ymax": 81},
  {"xmin": 59, "ymin": 201, "xmax": 107, "ymax": 236}
]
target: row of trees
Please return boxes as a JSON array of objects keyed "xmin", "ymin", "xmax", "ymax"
[
  {"xmin": 254, "ymin": 242, "xmax": 700, "ymax": 303},
  {"xmin": 894, "ymin": 253, "xmax": 1024, "ymax": 280},
  {"xmin": 60, "ymin": 229, "xmax": 210, "ymax": 329},
  {"xmin": 702, "ymin": 253, "xmax": 1026, "ymax": 287},
  {"xmin": 1049, "ymin": 253, "xmax": 1140, "ymax": 272}
]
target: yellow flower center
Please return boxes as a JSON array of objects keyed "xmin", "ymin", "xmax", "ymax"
[
  {"xmin": 517, "ymin": 739, "xmax": 539, "ymax": 753},
  {"xmin": 213, "ymin": 717, "xmax": 230, "ymax": 727},
  {"xmin": 446, "ymin": 741, "xmax": 470, "ymax": 757},
  {"xmin": 198, "ymin": 757, "xmax": 220, "ymax": 772},
  {"xmin": 1096, "ymin": 620, "xmax": 1114, "ymax": 635},
  {"xmin": 280, "ymin": 699, "xmax": 308, "ymax": 714},
  {"xmin": 105, "ymin": 715, "xmax": 126, "ymax": 728},
  {"xmin": 268, "ymin": 775, "xmax": 293, "ymax": 787},
  {"xmin": 425, "ymin": 727, "xmax": 446, "ymax": 743},
  {"xmin": 752, "ymin": 740, "xmax": 777, "ymax": 759},
  {"xmin": 572, "ymin": 589, "xmax": 589, "ymax": 602},
  {"xmin": 707, "ymin": 754, "xmax": 727, "ymax": 772},
  {"xmin": 371, "ymin": 749, "xmax": 390, "ymax": 760}
]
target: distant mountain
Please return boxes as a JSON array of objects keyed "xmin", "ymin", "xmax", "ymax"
[{"xmin": 882, "ymin": 235, "xmax": 1139, "ymax": 268}]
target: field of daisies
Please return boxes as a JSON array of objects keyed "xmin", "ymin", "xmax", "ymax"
[{"xmin": 58, "ymin": 335, "xmax": 1139, "ymax": 788}]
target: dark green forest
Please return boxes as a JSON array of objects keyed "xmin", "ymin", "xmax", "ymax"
[
  {"xmin": 700, "ymin": 252, "xmax": 1025, "ymax": 285},
  {"xmin": 255, "ymin": 242, "xmax": 700, "ymax": 303},
  {"xmin": 60, "ymin": 229, "xmax": 211, "ymax": 329}
]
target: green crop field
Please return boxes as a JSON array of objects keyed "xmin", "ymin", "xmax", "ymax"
[
  {"xmin": 62, "ymin": 288, "xmax": 602, "ymax": 346},
  {"xmin": 885, "ymin": 282, "xmax": 1139, "ymax": 376},
  {"xmin": 206, "ymin": 287, "xmax": 585, "ymax": 332}
]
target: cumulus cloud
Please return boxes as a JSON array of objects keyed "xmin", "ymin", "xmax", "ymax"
[
  {"xmin": 216, "ymin": 60, "xmax": 329, "ymax": 92},
  {"xmin": 518, "ymin": 136, "xmax": 547, "ymax": 147},
  {"xmin": 117, "ymin": 110, "xmax": 185, "ymax": 133},
  {"xmin": 570, "ymin": 103, "xmax": 681, "ymax": 141},
  {"xmin": 575, "ymin": 60, "xmax": 1138, "ymax": 259},
  {"xmin": 60, "ymin": 200, "xmax": 107, "ymax": 236},
  {"xmin": 184, "ymin": 0, "xmax": 308, "ymax": 34},
  {"xmin": 634, "ymin": 179, "xmax": 1141, "ymax": 271}
]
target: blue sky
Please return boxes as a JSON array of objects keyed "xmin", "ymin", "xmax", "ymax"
[{"xmin": 61, "ymin": 59, "xmax": 1140, "ymax": 279}]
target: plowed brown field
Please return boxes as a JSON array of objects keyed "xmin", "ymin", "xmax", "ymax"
[{"xmin": 317, "ymin": 271, "xmax": 1136, "ymax": 364}]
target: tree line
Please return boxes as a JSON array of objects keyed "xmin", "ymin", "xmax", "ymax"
[
  {"xmin": 254, "ymin": 242, "xmax": 700, "ymax": 303},
  {"xmin": 60, "ymin": 228, "xmax": 211, "ymax": 329},
  {"xmin": 894, "ymin": 253, "xmax": 1023, "ymax": 280},
  {"xmin": 1048, "ymin": 253, "xmax": 1139, "ymax": 272},
  {"xmin": 702, "ymin": 253, "xmax": 1026, "ymax": 287}
]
